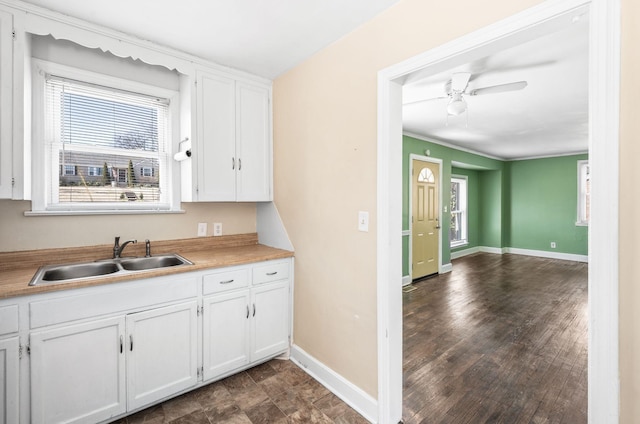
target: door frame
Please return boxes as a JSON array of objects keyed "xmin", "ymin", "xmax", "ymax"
[
  {"xmin": 376, "ymin": 0, "xmax": 620, "ymax": 423},
  {"xmin": 408, "ymin": 154, "xmax": 444, "ymax": 280}
]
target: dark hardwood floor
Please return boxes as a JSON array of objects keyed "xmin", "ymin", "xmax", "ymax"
[{"xmin": 402, "ymin": 253, "xmax": 588, "ymax": 423}]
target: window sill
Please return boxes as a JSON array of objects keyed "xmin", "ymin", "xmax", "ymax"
[
  {"xmin": 24, "ymin": 209, "xmax": 186, "ymax": 217},
  {"xmin": 575, "ymin": 221, "xmax": 589, "ymax": 227}
]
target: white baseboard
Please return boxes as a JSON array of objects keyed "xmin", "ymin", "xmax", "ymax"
[
  {"xmin": 505, "ymin": 247, "xmax": 588, "ymax": 263},
  {"xmin": 450, "ymin": 246, "xmax": 480, "ymax": 259},
  {"xmin": 402, "ymin": 275, "xmax": 412, "ymax": 286},
  {"xmin": 479, "ymin": 246, "xmax": 506, "ymax": 255},
  {"xmin": 450, "ymin": 246, "xmax": 587, "ymax": 263},
  {"xmin": 441, "ymin": 263, "xmax": 452, "ymax": 273},
  {"xmin": 290, "ymin": 345, "xmax": 377, "ymax": 423}
]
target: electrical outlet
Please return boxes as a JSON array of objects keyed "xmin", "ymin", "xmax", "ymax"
[
  {"xmin": 197, "ymin": 223, "xmax": 207, "ymax": 237},
  {"xmin": 213, "ymin": 222, "xmax": 223, "ymax": 237},
  {"xmin": 550, "ymin": 242, "xmax": 557, "ymax": 249}
]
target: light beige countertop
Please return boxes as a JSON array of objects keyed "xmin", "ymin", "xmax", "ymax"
[{"xmin": 0, "ymin": 233, "xmax": 293, "ymax": 299}]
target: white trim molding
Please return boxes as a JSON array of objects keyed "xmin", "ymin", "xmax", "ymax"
[
  {"xmin": 402, "ymin": 275, "xmax": 412, "ymax": 286},
  {"xmin": 290, "ymin": 345, "xmax": 377, "ymax": 423},
  {"xmin": 450, "ymin": 246, "xmax": 481, "ymax": 259}
]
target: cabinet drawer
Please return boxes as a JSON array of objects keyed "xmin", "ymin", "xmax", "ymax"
[
  {"xmin": 203, "ymin": 268, "xmax": 250, "ymax": 295},
  {"xmin": 252, "ymin": 261, "xmax": 289, "ymax": 285},
  {"xmin": 0, "ymin": 304, "xmax": 18, "ymax": 336}
]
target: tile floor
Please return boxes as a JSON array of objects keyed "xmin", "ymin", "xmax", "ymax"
[{"xmin": 113, "ymin": 359, "xmax": 369, "ymax": 423}]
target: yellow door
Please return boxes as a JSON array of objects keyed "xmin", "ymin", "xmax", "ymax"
[{"xmin": 411, "ymin": 159, "xmax": 440, "ymax": 279}]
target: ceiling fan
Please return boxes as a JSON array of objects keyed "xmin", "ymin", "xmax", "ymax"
[{"xmin": 405, "ymin": 72, "xmax": 528, "ymax": 116}]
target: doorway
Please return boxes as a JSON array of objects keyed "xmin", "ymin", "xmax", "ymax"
[
  {"xmin": 376, "ymin": 1, "xmax": 620, "ymax": 423},
  {"xmin": 410, "ymin": 156, "xmax": 441, "ymax": 280}
]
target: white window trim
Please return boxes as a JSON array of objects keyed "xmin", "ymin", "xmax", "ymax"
[
  {"xmin": 450, "ymin": 175, "xmax": 468, "ymax": 248},
  {"xmin": 29, "ymin": 59, "xmax": 182, "ymax": 215},
  {"xmin": 576, "ymin": 159, "xmax": 589, "ymax": 226}
]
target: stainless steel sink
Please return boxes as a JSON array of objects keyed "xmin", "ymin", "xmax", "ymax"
[
  {"xmin": 29, "ymin": 254, "xmax": 193, "ymax": 286},
  {"xmin": 119, "ymin": 255, "xmax": 191, "ymax": 271},
  {"xmin": 41, "ymin": 262, "xmax": 120, "ymax": 281}
]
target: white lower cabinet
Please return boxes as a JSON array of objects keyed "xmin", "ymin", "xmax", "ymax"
[
  {"xmin": 30, "ymin": 316, "xmax": 126, "ymax": 424},
  {"xmin": 20, "ymin": 257, "xmax": 291, "ymax": 424},
  {"xmin": 251, "ymin": 281, "xmax": 290, "ymax": 361},
  {"xmin": 0, "ymin": 337, "xmax": 19, "ymax": 424},
  {"xmin": 202, "ymin": 261, "xmax": 291, "ymax": 382},
  {"xmin": 126, "ymin": 302, "xmax": 198, "ymax": 411},
  {"xmin": 30, "ymin": 301, "xmax": 198, "ymax": 424},
  {"xmin": 203, "ymin": 290, "xmax": 251, "ymax": 379}
]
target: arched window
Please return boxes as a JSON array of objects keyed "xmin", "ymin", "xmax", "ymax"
[{"xmin": 418, "ymin": 167, "xmax": 435, "ymax": 183}]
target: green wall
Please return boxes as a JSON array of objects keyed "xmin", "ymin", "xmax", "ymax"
[
  {"xmin": 507, "ymin": 155, "xmax": 588, "ymax": 255},
  {"xmin": 402, "ymin": 135, "xmax": 588, "ymax": 278}
]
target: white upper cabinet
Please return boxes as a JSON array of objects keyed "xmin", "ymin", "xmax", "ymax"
[
  {"xmin": 236, "ymin": 82, "xmax": 271, "ymax": 201},
  {"xmin": 196, "ymin": 72, "xmax": 237, "ymax": 201},
  {"xmin": 189, "ymin": 70, "xmax": 272, "ymax": 202},
  {"xmin": 0, "ymin": 10, "xmax": 13, "ymax": 199}
]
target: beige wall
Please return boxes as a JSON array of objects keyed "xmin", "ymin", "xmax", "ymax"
[
  {"xmin": 619, "ymin": 0, "xmax": 638, "ymax": 421},
  {"xmin": 273, "ymin": 0, "xmax": 543, "ymax": 397},
  {"xmin": 0, "ymin": 200, "xmax": 256, "ymax": 252}
]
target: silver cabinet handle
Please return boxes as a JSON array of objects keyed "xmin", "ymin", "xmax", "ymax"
[
  {"xmin": 246, "ymin": 305, "xmax": 250, "ymax": 319},
  {"xmin": 238, "ymin": 158, "xmax": 242, "ymax": 170},
  {"xmin": 253, "ymin": 304, "xmax": 256, "ymax": 317},
  {"xmin": 129, "ymin": 335, "xmax": 133, "ymax": 352},
  {"xmin": 232, "ymin": 157, "xmax": 235, "ymax": 170},
  {"xmin": 220, "ymin": 279, "xmax": 234, "ymax": 284},
  {"xmin": 120, "ymin": 335, "xmax": 123, "ymax": 354},
  {"xmin": 266, "ymin": 271, "xmax": 278, "ymax": 276}
]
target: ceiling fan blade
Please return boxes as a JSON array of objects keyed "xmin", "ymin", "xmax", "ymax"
[
  {"xmin": 403, "ymin": 96, "xmax": 448, "ymax": 106},
  {"xmin": 468, "ymin": 81, "xmax": 528, "ymax": 96},
  {"xmin": 451, "ymin": 72, "xmax": 471, "ymax": 92}
]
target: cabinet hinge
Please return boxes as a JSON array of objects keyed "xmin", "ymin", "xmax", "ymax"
[
  {"xmin": 197, "ymin": 366, "xmax": 204, "ymax": 379},
  {"xmin": 197, "ymin": 305, "xmax": 203, "ymax": 316},
  {"xmin": 11, "ymin": 30, "xmax": 16, "ymax": 40},
  {"xmin": 11, "ymin": 177, "xmax": 15, "ymax": 187}
]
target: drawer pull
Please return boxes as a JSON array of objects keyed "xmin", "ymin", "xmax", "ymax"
[
  {"xmin": 266, "ymin": 272, "xmax": 278, "ymax": 276},
  {"xmin": 130, "ymin": 335, "xmax": 133, "ymax": 351},
  {"xmin": 246, "ymin": 305, "xmax": 250, "ymax": 319},
  {"xmin": 253, "ymin": 304, "xmax": 256, "ymax": 317},
  {"xmin": 220, "ymin": 279, "xmax": 234, "ymax": 284},
  {"xmin": 120, "ymin": 335, "xmax": 123, "ymax": 354}
]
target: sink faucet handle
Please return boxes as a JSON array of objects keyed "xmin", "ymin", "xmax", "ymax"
[{"xmin": 145, "ymin": 239, "xmax": 151, "ymax": 257}]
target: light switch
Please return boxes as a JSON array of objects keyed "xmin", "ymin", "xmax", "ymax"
[{"xmin": 358, "ymin": 211, "xmax": 369, "ymax": 232}]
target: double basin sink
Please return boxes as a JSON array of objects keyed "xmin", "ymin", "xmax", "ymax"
[{"xmin": 29, "ymin": 254, "xmax": 193, "ymax": 286}]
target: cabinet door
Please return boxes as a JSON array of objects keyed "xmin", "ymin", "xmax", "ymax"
[
  {"xmin": 30, "ymin": 316, "xmax": 126, "ymax": 424},
  {"xmin": 0, "ymin": 337, "xmax": 18, "ymax": 424},
  {"xmin": 0, "ymin": 10, "xmax": 13, "ymax": 199},
  {"xmin": 126, "ymin": 301, "xmax": 198, "ymax": 411},
  {"xmin": 196, "ymin": 71, "xmax": 236, "ymax": 201},
  {"xmin": 236, "ymin": 82, "xmax": 271, "ymax": 201},
  {"xmin": 251, "ymin": 281, "xmax": 290, "ymax": 362},
  {"xmin": 203, "ymin": 290, "xmax": 250, "ymax": 380}
]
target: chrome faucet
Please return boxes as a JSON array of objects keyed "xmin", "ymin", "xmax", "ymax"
[
  {"xmin": 145, "ymin": 239, "xmax": 151, "ymax": 257},
  {"xmin": 113, "ymin": 236, "xmax": 137, "ymax": 259}
]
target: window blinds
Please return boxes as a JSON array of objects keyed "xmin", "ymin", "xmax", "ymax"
[{"xmin": 44, "ymin": 75, "xmax": 170, "ymax": 207}]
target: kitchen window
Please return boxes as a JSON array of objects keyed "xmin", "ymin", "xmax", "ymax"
[
  {"xmin": 30, "ymin": 60, "xmax": 180, "ymax": 214},
  {"xmin": 450, "ymin": 176, "xmax": 468, "ymax": 248}
]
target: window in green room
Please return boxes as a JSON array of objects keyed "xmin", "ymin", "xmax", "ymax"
[
  {"xmin": 450, "ymin": 176, "xmax": 468, "ymax": 248},
  {"xmin": 577, "ymin": 160, "xmax": 590, "ymax": 226}
]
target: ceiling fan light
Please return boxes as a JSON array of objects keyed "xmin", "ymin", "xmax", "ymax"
[{"xmin": 447, "ymin": 98, "xmax": 466, "ymax": 115}]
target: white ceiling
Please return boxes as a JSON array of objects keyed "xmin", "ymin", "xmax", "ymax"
[
  {"xmin": 402, "ymin": 15, "xmax": 589, "ymax": 161},
  {"xmin": 19, "ymin": 0, "xmax": 400, "ymax": 79}
]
